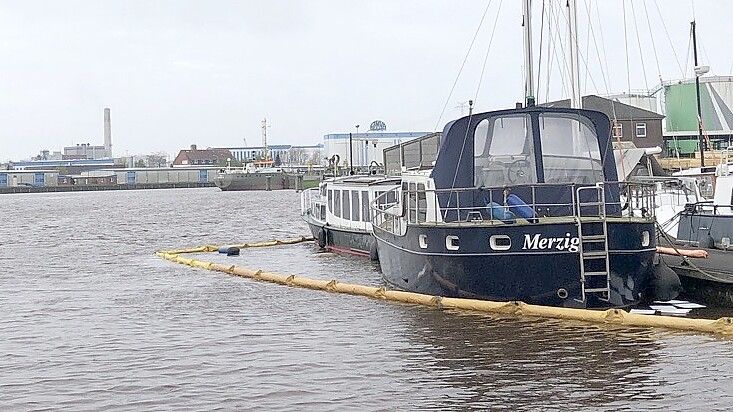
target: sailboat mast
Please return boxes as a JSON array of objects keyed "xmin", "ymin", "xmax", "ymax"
[
  {"xmin": 523, "ymin": 0, "xmax": 535, "ymax": 106},
  {"xmin": 692, "ymin": 20, "xmax": 706, "ymax": 167},
  {"xmin": 567, "ymin": 0, "xmax": 582, "ymax": 109}
]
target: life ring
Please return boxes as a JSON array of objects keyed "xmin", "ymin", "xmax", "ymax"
[{"xmin": 317, "ymin": 228, "xmax": 328, "ymax": 248}]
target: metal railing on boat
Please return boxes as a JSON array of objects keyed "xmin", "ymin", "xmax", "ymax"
[{"xmin": 370, "ymin": 181, "xmax": 657, "ymax": 236}]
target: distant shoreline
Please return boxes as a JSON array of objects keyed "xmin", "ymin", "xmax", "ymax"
[{"xmin": 0, "ymin": 182, "xmax": 216, "ymax": 195}]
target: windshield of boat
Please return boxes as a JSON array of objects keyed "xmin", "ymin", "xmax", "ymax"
[
  {"xmin": 538, "ymin": 113, "xmax": 604, "ymax": 184},
  {"xmin": 474, "ymin": 114, "xmax": 537, "ymax": 187}
]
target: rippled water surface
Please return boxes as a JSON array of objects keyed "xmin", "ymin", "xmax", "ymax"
[{"xmin": 2, "ymin": 188, "xmax": 733, "ymax": 411}]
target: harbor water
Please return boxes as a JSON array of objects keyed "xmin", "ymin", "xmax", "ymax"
[{"xmin": 2, "ymin": 188, "xmax": 733, "ymax": 411}]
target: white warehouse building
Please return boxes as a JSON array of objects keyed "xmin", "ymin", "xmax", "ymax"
[{"xmin": 323, "ymin": 121, "xmax": 431, "ymax": 168}]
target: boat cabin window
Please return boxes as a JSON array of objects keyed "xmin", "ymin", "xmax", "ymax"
[
  {"xmin": 361, "ymin": 191, "xmax": 370, "ymax": 222},
  {"xmin": 538, "ymin": 114, "xmax": 603, "ymax": 184},
  {"xmin": 351, "ymin": 191, "xmax": 360, "ymax": 221},
  {"xmin": 474, "ymin": 115, "xmax": 537, "ymax": 187},
  {"xmin": 342, "ymin": 190, "xmax": 351, "ymax": 220},
  {"xmin": 408, "ymin": 182, "xmax": 417, "ymax": 223},
  {"xmin": 375, "ymin": 190, "xmax": 397, "ymax": 207},
  {"xmin": 334, "ymin": 189, "xmax": 341, "ymax": 218},
  {"xmin": 327, "ymin": 190, "xmax": 333, "ymax": 213},
  {"xmin": 417, "ymin": 183, "xmax": 427, "ymax": 222}
]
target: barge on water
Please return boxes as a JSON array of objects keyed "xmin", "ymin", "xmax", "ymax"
[{"xmin": 215, "ymin": 161, "xmax": 303, "ymax": 191}]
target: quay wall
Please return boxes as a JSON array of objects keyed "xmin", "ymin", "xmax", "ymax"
[{"xmin": 0, "ymin": 181, "xmax": 215, "ymax": 194}]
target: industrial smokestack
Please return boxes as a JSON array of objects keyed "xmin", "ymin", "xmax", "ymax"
[{"xmin": 104, "ymin": 108, "xmax": 112, "ymax": 157}]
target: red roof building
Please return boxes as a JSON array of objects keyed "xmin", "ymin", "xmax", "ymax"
[{"xmin": 172, "ymin": 145, "xmax": 233, "ymax": 167}]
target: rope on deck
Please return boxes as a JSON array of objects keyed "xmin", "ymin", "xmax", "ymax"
[{"xmin": 157, "ymin": 236, "xmax": 733, "ymax": 336}]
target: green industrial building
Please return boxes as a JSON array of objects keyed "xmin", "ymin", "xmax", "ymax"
[{"xmin": 663, "ymin": 76, "xmax": 733, "ymax": 156}]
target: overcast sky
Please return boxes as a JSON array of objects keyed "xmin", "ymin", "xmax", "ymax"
[{"xmin": 1, "ymin": 0, "xmax": 730, "ymax": 161}]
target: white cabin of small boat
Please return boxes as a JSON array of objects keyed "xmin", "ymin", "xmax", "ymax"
[{"xmin": 301, "ymin": 175, "xmax": 400, "ymax": 233}]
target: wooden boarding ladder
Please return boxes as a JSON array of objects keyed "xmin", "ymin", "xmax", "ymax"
[{"xmin": 575, "ymin": 185, "xmax": 611, "ymax": 303}]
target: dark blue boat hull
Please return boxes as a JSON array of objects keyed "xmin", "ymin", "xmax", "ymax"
[{"xmin": 374, "ymin": 221, "xmax": 656, "ymax": 308}]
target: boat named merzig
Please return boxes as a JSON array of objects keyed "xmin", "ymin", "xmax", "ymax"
[{"xmin": 370, "ymin": 106, "xmax": 659, "ymax": 308}]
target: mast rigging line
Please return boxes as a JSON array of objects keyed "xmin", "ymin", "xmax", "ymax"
[
  {"xmin": 652, "ymin": 0, "xmax": 686, "ymax": 78},
  {"xmin": 582, "ymin": 0, "xmax": 610, "ymax": 95},
  {"xmin": 548, "ymin": 1, "xmax": 571, "ymax": 100},
  {"xmin": 543, "ymin": 2, "xmax": 555, "ymax": 102},
  {"xmin": 550, "ymin": 2, "xmax": 603, "ymax": 102},
  {"xmin": 536, "ymin": 0, "xmax": 546, "ymax": 101},
  {"xmin": 581, "ymin": 0, "xmax": 592, "ymax": 94},
  {"xmin": 683, "ymin": 25, "xmax": 693, "ymax": 78},
  {"xmin": 473, "ymin": 0, "xmax": 504, "ymax": 104},
  {"xmin": 630, "ymin": 0, "xmax": 650, "ymax": 93},
  {"xmin": 448, "ymin": 0, "xmax": 503, "ymax": 201},
  {"xmin": 641, "ymin": 0, "xmax": 663, "ymax": 83},
  {"xmin": 622, "ymin": 0, "xmax": 633, "ymax": 97},
  {"xmin": 433, "ymin": 1, "xmax": 494, "ymax": 132}
]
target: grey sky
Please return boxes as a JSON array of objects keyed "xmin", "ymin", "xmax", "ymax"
[{"xmin": 0, "ymin": 0, "xmax": 730, "ymax": 161}]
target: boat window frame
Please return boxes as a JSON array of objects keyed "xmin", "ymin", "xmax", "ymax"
[
  {"xmin": 334, "ymin": 189, "xmax": 341, "ymax": 218},
  {"xmin": 417, "ymin": 183, "xmax": 427, "ymax": 222},
  {"xmin": 342, "ymin": 189, "xmax": 351, "ymax": 220},
  {"xmin": 408, "ymin": 182, "xmax": 417, "ymax": 223},
  {"xmin": 361, "ymin": 190, "xmax": 370, "ymax": 222},
  {"xmin": 537, "ymin": 112, "xmax": 604, "ymax": 185},
  {"xmin": 351, "ymin": 190, "xmax": 360, "ymax": 222},
  {"xmin": 473, "ymin": 114, "xmax": 537, "ymax": 187}
]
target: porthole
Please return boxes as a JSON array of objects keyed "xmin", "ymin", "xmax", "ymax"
[
  {"xmin": 445, "ymin": 235, "xmax": 460, "ymax": 251},
  {"xmin": 489, "ymin": 235, "xmax": 511, "ymax": 251},
  {"xmin": 641, "ymin": 230, "xmax": 650, "ymax": 247}
]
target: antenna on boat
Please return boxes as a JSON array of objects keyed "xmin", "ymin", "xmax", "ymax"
[
  {"xmin": 567, "ymin": 0, "xmax": 582, "ymax": 109},
  {"xmin": 522, "ymin": 0, "xmax": 535, "ymax": 107}
]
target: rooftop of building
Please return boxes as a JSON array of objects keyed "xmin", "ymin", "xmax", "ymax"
[
  {"xmin": 0, "ymin": 169, "xmax": 59, "ymax": 174},
  {"xmin": 10, "ymin": 158, "xmax": 115, "ymax": 168},
  {"xmin": 214, "ymin": 143, "xmax": 324, "ymax": 150},
  {"xmin": 324, "ymin": 131, "xmax": 432, "ymax": 140},
  {"xmin": 175, "ymin": 148, "xmax": 232, "ymax": 161},
  {"xmin": 542, "ymin": 94, "xmax": 664, "ymax": 120}
]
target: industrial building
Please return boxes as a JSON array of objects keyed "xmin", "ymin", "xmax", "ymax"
[
  {"xmin": 62, "ymin": 108, "xmax": 114, "ymax": 159},
  {"xmin": 661, "ymin": 76, "xmax": 733, "ymax": 155},
  {"xmin": 595, "ymin": 76, "xmax": 733, "ymax": 157},
  {"xmin": 323, "ymin": 121, "xmax": 431, "ymax": 168},
  {"xmin": 0, "ymin": 167, "xmax": 220, "ymax": 188},
  {"xmin": 0, "ymin": 170, "xmax": 59, "ymax": 187}
]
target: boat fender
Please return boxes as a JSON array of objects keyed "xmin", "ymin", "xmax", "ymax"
[
  {"xmin": 488, "ymin": 201, "xmax": 516, "ymax": 223},
  {"xmin": 217, "ymin": 246, "xmax": 240, "ymax": 256},
  {"xmin": 369, "ymin": 242, "xmax": 379, "ymax": 261},
  {"xmin": 506, "ymin": 194, "xmax": 538, "ymax": 223},
  {"xmin": 317, "ymin": 228, "xmax": 328, "ymax": 249},
  {"xmin": 649, "ymin": 259, "xmax": 682, "ymax": 302}
]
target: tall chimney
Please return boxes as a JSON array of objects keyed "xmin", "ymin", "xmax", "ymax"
[{"xmin": 104, "ymin": 108, "xmax": 112, "ymax": 156}]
